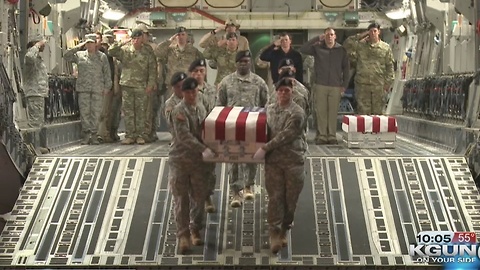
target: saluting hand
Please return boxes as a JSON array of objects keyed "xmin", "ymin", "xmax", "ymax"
[
  {"xmin": 217, "ymin": 39, "xmax": 227, "ymax": 47},
  {"xmin": 169, "ymin": 33, "xmax": 178, "ymax": 42}
]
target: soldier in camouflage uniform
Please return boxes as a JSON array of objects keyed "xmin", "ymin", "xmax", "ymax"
[
  {"xmin": 136, "ymin": 24, "xmax": 161, "ymax": 142},
  {"xmin": 188, "ymin": 59, "xmax": 217, "ymax": 213},
  {"xmin": 108, "ymin": 29, "xmax": 157, "ymax": 145},
  {"xmin": 216, "ymin": 50, "xmax": 269, "ymax": 208},
  {"xmin": 154, "ymin": 26, "xmax": 203, "ymax": 98},
  {"xmin": 201, "ymin": 32, "xmax": 239, "ymax": 85},
  {"xmin": 64, "ymin": 34, "xmax": 112, "ymax": 145},
  {"xmin": 23, "ymin": 35, "xmax": 48, "ymax": 128},
  {"xmin": 267, "ymin": 59, "xmax": 310, "ymax": 116},
  {"xmin": 169, "ymin": 77, "xmax": 214, "ymax": 254},
  {"xmin": 164, "ymin": 72, "xmax": 187, "ymax": 132},
  {"xmin": 343, "ymin": 22, "xmax": 394, "ymax": 115},
  {"xmin": 252, "ymin": 77, "xmax": 306, "ymax": 254}
]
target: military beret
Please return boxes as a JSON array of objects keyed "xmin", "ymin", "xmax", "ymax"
[
  {"xmin": 170, "ymin": 71, "xmax": 187, "ymax": 86},
  {"xmin": 130, "ymin": 29, "xmax": 143, "ymax": 38},
  {"xmin": 278, "ymin": 69, "xmax": 296, "ymax": 80},
  {"xmin": 176, "ymin": 26, "xmax": 187, "ymax": 33},
  {"xmin": 226, "ymin": 32, "xmax": 238, "ymax": 40},
  {"xmin": 278, "ymin": 58, "xmax": 294, "ymax": 69},
  {"xmin": 188, "ymin": 59, "xmax": 207, "ymax": 72},
  {"xmin": 181, "ymin": 77, "xmax": 198, "ymax": 91},
  {"xmin": 367, "ymin": 22, "xmax": 380, "ymax": 30},
  {"xmin": 275, "ymin": 77, "xmax": 294, "ymax": 91},
  {"xmin": 235, "ymin": 50, "xmax": 251, "ymax": 62}
]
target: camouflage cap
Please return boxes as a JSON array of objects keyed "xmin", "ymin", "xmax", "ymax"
[
  {"xmin": 181, "ymin": 77, "xmax": 198, "ymax": 91},
  {"xmin": 225, "ymin": 32, "xmax": 238, "ymax": 40},
  {"xmin": 28, "ymin": 34, "xmax": 44, "ymax": 43},
  {"xmin": 235, "ymin": 50, "xmax": 251, "ymax": 62},
  {"xmin": 176, "ymin": 26, "xmax": 187, "ymax": 33},
  {"xmin": 135, "ymin": 24, "xmax": 149, "ymax": 33},
  {"xmin": 170, "ymin": 71, "xmax": 187, "ymax": 86},
  {"xmin": 275, "ymin": 77, "xmax": 294, "ymax": 91},
  {"xmin": 84, "ymin": 33, "xmax": 96, "ymax": 43},
  {"xmin": 225, "ymin": 19, "xmax": 240, "ymax": 28},
  {"xmin": 103, "ymin": 29, "xmax": 114, "ymax": 37},
  {"xmin": 278, "ymin": 58, "xmax": 294, "ymax": 69},
  {"xmin": 130, "ymin": 29, "xmax": 143, "ymax": 38},
  {"xmin": 188, "ymin": 59, "xmax": 207, "ymax": 72}
]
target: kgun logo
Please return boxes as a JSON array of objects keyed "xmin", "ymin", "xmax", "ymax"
[{"xmin": 409, "ymin": 244, "xmax": 479, "ymax": 264}]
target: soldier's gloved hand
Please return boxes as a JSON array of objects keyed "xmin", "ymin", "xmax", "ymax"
[
  {"xmin": 202, "ymin": 148, "xmax": 215, "ymax": 159},
  {"xmin": 253, "ymin": 148, "xmax": 266, "ymax": 160}
]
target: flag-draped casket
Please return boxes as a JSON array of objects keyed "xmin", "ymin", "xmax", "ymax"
[
  {"xmin": 341, "ymin": 115, "xmax": 397, "ymax": 148},
  {"xmin": 202, "ymin": 106, "xmax": 267, "ymax": 163}
]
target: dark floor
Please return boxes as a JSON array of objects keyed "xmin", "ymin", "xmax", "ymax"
[{"xmin": 0, "ymin": 133, "xmax": 476, "ymax": 268}]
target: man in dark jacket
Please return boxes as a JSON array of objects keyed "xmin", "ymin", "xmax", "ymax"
[
  {"xmin": 260, "ymin": 32, "xmax": 303, "ymax": 84},
  {"xmin": 300, "ymin": 27, "xmax": 349, "ymax": 145}
]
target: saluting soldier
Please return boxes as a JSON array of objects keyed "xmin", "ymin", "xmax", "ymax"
[
  {"xmin": 216, "ymin": 50, "xmax": 268, "ymax": 208},
  {"xmin": 343, "ymin": 22, "xmax": 394, "ymax": 115},
  {"xmin": 169, "ymin": 77, "xmax": 215, "ymax": 254},
  {"xmin": 253, "ymin": 77, "xmax": 306, "ymax": 254},
  {"xmin": 64, "ymin": 34, "xmax": 112, "ymax": 145},
  {"xmin": 108, "ymin": 29, "xmax": 157, "ymax": 145},
  {"xmin": 200, "ymin": 32, "xmax": 239, "ymax": 85},
  {"xmin": 155, "ymin": 26, "xmax": 203, "ymax": 98}
]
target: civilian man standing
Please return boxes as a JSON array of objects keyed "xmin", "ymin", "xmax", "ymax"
[{"xmin": 300, "ymin": 28, "xmax": 350, "ymax": 145}]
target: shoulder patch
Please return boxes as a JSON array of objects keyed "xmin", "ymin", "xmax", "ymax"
[{"xmin": 176, "ymin": 113, "xmax": 186, "ymax": 121}]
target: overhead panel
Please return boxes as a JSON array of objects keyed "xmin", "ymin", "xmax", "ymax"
[
  {"xmin": 250, "ymin": 0, "xmax": 312, "ymax": 12},
  {"xmin": 201, "ymin": 0, "xmax": 247, "ymax": 11},
  {"xmin": 157, "ymin": 0, "xmax": 197, "ymax": 8},
  {"xmin": 316, "ymin": 0, "xmax": 358, "ymax": 10}
]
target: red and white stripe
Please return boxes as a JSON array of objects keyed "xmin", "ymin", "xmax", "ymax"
[
  {"xmin": 342, "ymin": 115, "xmax": 397, "ymax": 133},
  {"xmin": 203, "ymin": 106, "xmax": 268, "ymax": 143}
]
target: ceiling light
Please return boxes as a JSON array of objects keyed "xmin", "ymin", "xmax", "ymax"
[
  {"xmin": 385, "ymin": 8, "xmax": 411, "ymax": 20},
  {"xmin": 102, "ymin": 9, "xmax": 126, "ymax": 21}
]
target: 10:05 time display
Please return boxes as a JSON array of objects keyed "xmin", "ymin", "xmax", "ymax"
[{"xmin": 416, "ymin": 231, "xmax": 477, "ymax": 244}]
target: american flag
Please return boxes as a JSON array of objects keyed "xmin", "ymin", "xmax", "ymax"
[
  {"xmin": 202, "ymin": 106, "xmax": 267, "ymax": 143},
  {"xmin": 342, "ymin": 115, "xmax": 397, "ymax": 133}
]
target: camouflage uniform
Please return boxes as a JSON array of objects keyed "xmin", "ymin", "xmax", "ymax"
[
  {"xmin": 198, "ymin": 82, "xmax": 216, "ymax": 113},
  {"xmin": 343, "ymin": 34, "xmax": 394, "ymax": 115},
  {"xmin": 23, "ymin": 42, "xmax": 49, "ymax": 128},
  {"xmin": 108, "ymin": 41, "xmax": 157, "ymax": 143},
  {"xmin": 64, "ymin": 45, "xmax": 112, "ymax": 143},
  {"xmin": 154, "ymin": 40, "xmax": 203, "ymax": 97},
  {"xmin": 164, "ymin": 92, "xmax": 183, "ymax": 133},
  {"xmin": 202, "ymin": 35, "xmax": 238, "ymax": 85},
  {"xmin": 142, "ymin": 42, "xmax": 161, "ymax": 142},
  {"xmin": 216, "ymin": 72, "xmax": 268, "ymax": 195},
  {"xmin": 169, "ymin": 99, "xmax": 208, "ymax": 242},
  {"xmin": 263, "ymin": 100, "xmax": 306, "ymax": 252}
]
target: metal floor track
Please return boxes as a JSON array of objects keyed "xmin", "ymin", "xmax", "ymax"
[{"xmin": 0, "ymin": 143, "xmax": 478, "ymax": 269}]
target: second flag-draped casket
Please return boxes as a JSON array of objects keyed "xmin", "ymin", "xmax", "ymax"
[
  {"xmin": 342, "ymin": 115, "xmax": 397, "ymax": 148},
  {"xmin": 202, "ymin": 106, "xmax": 267, "ymax": 163}
]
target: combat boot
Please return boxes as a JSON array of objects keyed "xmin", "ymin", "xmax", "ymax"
[
  {"xmin": 121, "ymin": 138, "xmax": 135, "ymax": 145},
  {"xmin": 136, "ymin": 137, "xmax": 145, "ymax": 145},
  {"xmin": 111, "ymin": 129, "xmax": 120, "ymax": 142},
  {"xmin": 190, "ymin": 229, "xmax": 203, "ymax": 246},
  {"xmin": 269, "ymin": 230, "xmax": 283, "ymax": 254},
  {"xmin": 81, "ymin": 133, "xmax": 90, "ymax": 145},
  {"xmin": 244, "ymin": 186, "xmax": 254, "ymax": 200},
  {"xmin": 230, "ymin": 192, "xmax": 243, "ymax": 208},
  {"xmin": 90, "ymin": 133, "xmax": 100, "ymax": 145},
  {"xmin": 205, "ymin": 196, "xmax": 216, "ymax": 213},
  {"xmin": 178, "ymin": 235, "xmax": 191, "ymax": 254}
]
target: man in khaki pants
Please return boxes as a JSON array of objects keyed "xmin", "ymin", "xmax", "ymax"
[{"xmin": 299, "ymin": 28, "xmax": 350, "ymax": 144}]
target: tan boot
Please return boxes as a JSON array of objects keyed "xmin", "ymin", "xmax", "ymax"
[
  {"xmin": 230, "ymin": 192, "xmax": 243, "ymax": 208},
  {"xmin": 178, "ymin": 236, "xmax": 191, "ymax": 254},
  {"xmin": 190, "ymin": 229, "xmax": 203, "ymax": 246},
  {"xmin": 205, "ymin": 196, "xmax": 216, "ymax": 213},
  {"xmin": 121, "ymin": 138, "xmax": 135, "ymax": 145},
  {"xmin": 90, "ymin": 133, "xmax": 100, "ymax": 145},
  {"xmin": 244, "ymin": 186, "xmax": 254, "ymax": 200},
  {"xmin": 269, "ymin": 230, "xmax": 283, "ymax": 254},
  {"xmin": 136, "ymin": 137, "xmax": 145, "ymax": 145}
]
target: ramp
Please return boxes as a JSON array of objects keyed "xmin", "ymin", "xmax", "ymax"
[{"xmin": 0, "ymin": 144, "xmax": 479, "ymax": 268}]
